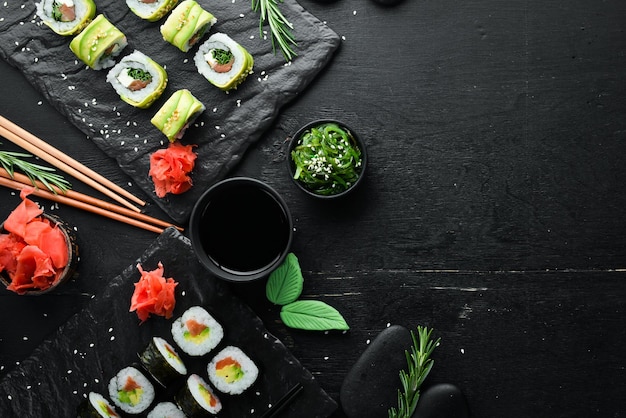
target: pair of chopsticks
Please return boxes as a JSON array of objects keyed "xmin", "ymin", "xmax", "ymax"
[{"xmin": 0, "ymin": 115, "xmax": 181, "ymax": 234}]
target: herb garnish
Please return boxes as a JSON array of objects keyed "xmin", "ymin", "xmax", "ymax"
[
  {"xmin": 291, "ymin": 123, "xmax": 363, "ymax": 196},
  {"xmin": 251, "ymin": 0, "xmax": 297, "ymax": 61},
  {"xmin": 211, "ymin": 49, "xmax": 234, "ymax": 65},
  {"xmin": 388, "ymin": 326, "xmax": 441, "ymax": 418},
  {"xmin": 0, "ymin": 149, "xmax": 71, "ymax": 193},
  {"xmin": 127, "ymin": 68, "xmax": 153, "ymax": 83}
]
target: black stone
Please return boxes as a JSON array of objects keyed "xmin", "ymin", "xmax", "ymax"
[
  {"xmin": 412, "ymin": 383, "xmax": 469, "ymax": 418},
  {"xmin": 340, "ymin": 325, "xmax": 413, "ymax": 418}
]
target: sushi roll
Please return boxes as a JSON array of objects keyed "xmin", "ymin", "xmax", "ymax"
[
  {"xmin": 175, "ymin": 374, "xmax": 222, "ymax": 417},
  {"xmin": 36, "ymin": 0, "xmax": 96, "ymax": 36},
  {"xmin": 108, "ymin": 366, "xmax": 155, "ymax": 414},
  {"xmin": 160, "ymin": 0, "xmax": 216, "ymax": 52},
  {"xmin": 147, "ymin": 401, "xmax": 186, "ymax": 418},
  {"xmin": 207, "ymin": 346, "xmax": 259, "ymax": 395},
  {"xmin": 106, "ymin": 51, "xmax": 168, "ymax": 109},
  {"xmin": 126, "ymin": 0, "xmax": 179, "ymax": 22},
  {"xmin": 69, "ymin": 14, "xmax": 127, "ymax": 70},
  {"xmin": 194, "ymin": 33, "xmax": 254, "ymax": 91},
  {"xmin": 151, "ymin": 89, "xmax": 205, "ymax": 142},
  {"xmin": 171, "ymin": 306, "xmax": 223, "ymax": 356},
  {"xmin": 139, "ymin": 336, "xmax": 188, "ymax": 387},
  {"xmin": 77, "ymin": 392, "xmax": 121, "ymax": 418}
]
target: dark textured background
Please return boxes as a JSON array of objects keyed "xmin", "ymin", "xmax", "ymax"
[{"xmin": 1, "ymin": 0, "xmax": 626, "ymax": 416}]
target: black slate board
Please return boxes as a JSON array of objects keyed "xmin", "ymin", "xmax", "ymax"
[
  {"xmin": 0, "ymin": 0, "xmax": 340, "ymax": 223},
  {"xmin": 0, "ymin": 228, "xmax": 337, "ymax": 417}
]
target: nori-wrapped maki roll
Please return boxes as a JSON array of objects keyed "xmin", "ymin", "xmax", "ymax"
[
  {"xmin": 138, "ymin": 336, "xmax": 187, "ymax": 387},
  {"xmin": 77, "ymin": 392, "xmax": 121, "ymax": 417},
  {"xmin": 69, "ymin": 14, "xmax": 127, "ymax": 70},
  {"xmin": 175, "ymin": 374, "xmax": 222, "ymax": 416},
  {"xmin": 126, "ymin": 0, "xmax": 179, "ymax": 22},
  {"xmin": 150, "ymin": 89, "xmax": 205, "ymax": 142},
  {"xmin": 108, "ymin": 366, "xmax": 155, "ymax": 414},
  {"xmin": 160, "ymin": 0, "xmax": 216, "ymax": 52},
  {"xmin": 36, "ymin": 0, "xmax": 96, "ymax": 36},
  {"xmin": 207, "ymin": 346, "xmax": 259, "ymax": 395},
  {"xmin": 194, "ymin": 32, "xmax": 254, "ymax": 91},
  {"xmin": 106, "ymin": 50, "xmax": 168, "ymax": 109}
]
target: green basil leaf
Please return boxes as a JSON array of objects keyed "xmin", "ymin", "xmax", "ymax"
[
  {"xmin": 280, "ymin": 300, "xmax": 349, "ymax": 331},
  {"xmin": 266, "ymin": 253, "xmax": 303, "ymax": 305}
]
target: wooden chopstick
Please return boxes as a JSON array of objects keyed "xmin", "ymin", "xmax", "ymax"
[
  {"xmin": 0, "ymin": 168, "xmax": 183, "ymax": 232},
  {"xmin": 260, "ymin": 383, "xmax": 304, "ymax": 418},
  {"xmin": 0, "ymin": 115, "xmax": 146, "ymax": 212},
  {"xmin": 0, "ymin": 173, "xmax": 180, "ymax": 234}
]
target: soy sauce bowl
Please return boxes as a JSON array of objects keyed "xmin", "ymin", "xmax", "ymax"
[
  {"xmin": 287, "ymin": 119, "xmax": 367, "ymax": 199},
  {"xmin": 189, "ymin": 177, "xmax": 293, "ymax": 283},
  {"xmin": 0, "ymin": 213, "xmax": 79, "ymax": 296}
]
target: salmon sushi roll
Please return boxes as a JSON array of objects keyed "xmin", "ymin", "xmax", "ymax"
[
  {"xmin": 175, "ymin": 374, "xmax": 222, "ymax": 416},
  {"xmin": 160, "ymin": 0, "xmax": 216, "ymax": 52},
  {"xmin": 106, "ymin": 51, "xmax": 167, "ymax": 109},
  {"xmin": 69, "ymin": 14, "xmax": 127, "ymax": 70},
  {"xmin": 194, "ymin": 32, "xmax": 254, "ymax": 91},
  {"xmin": 150, "ymin": 89, "xmax": 205, "ymax": 142},
  {"xmin": 139, "ymin": 336, "xmax": 187, "ymax": 387},
  {"xmin": 171, "ymin": 306, "xmax": 224, "ymax": 356},
  {"xmin": 108, "ymin": 366, "xmax": 155, "ymax": 414},
  {"xmin": 207, "ymin": 346, "xmax": 259, "ymax": 395},
  {"xmin": 36, "ymin": 0, "xmax": 96, "ymax": 36},
  {"xmin": 126, "ymin": 0, "xmax": 179, "ymax": 22}
]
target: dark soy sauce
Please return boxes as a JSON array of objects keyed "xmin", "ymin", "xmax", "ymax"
[{"xmin": 198, "ymin": 184, "xmax": 290, "ymax": 275}]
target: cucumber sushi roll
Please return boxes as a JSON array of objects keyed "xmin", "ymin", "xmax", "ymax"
[
  {"xmin": 147, "ymin": 402, "xmax": 186, "ymax": 418},
  {"xmin": 194, "ymin": 33, "xmax": 254, "ymax": 91},
  {"xmin": 207, "ymin": 346, "xmax": 259, "ymax": 395},
  {"xmin": 171, "ymin": 306, "xmax": 224, "ymax": 356},
  {"xmin": 151, "ymin": 89, "xmax": 205, "ymax": 142},
  {"xmin": 108, "ymin": 366, "xmax": 155, "ymax": 414},
  {"xmin": 69, "ymin": 14, "xmax": 127, "ymax": 70},
  {"xmin": 36, "ymin": 0, "xmax": 96, "ymax": 36},
  {"xmin": 139, "ymin": 336, "xmax": 187, "ymax": 387},
  {"xmin": 106, "ymin": 51, "xmax": 168, "ymax": 109},
  {"xmin": 126, "ymin": 0, "xmax": 179, "ymax": 22},
  {"xmin": 175, "ymin": 374, "xmax": 222, "ymax": 416},
  {"xmin": 160, "ymin": 0, "xmax": 216, "ymax": 52},
  {"xmin": 77, "ymin": 392, "xmax": 121, "ymax": 417}
]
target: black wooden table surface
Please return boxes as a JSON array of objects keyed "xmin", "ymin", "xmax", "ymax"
[{"xmin": 1, "ymin": 0, "xmax": 626, "ymax": 416}]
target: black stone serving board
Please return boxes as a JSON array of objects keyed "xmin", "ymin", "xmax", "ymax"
[
  {"xmin": 0, "ymin": 0, "xmax": 340, "ymax": 223},
  {"xmin": 0, "ymin": 228, "xmax": 337, "ymax": 417}
]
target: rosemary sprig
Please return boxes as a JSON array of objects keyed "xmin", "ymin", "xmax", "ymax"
[
  {"xmin": 251, "ymin": 0, "xmax": 297, "ymax": 62},
  {"xmin": 0, "ymin": 149, "xmax": 71, "ymax": 193},
  {"xmin": 388, "ymin": 326, "xmax": 441, "ymax": 418}
]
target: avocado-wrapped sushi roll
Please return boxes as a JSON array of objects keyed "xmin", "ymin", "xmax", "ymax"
[
  {"xmin": 106, "ymin": 51, "xmax": 167, "ymax": 108},
  {"xmin": 108, "ymin": 366, "xmax": 155, "ymax": 414},
  {"xmin": 139, "ymin": 336, "xmax": 187, "ymax": 387},
  {"xmin": 36, "ymin": 0, "xmax": 96, "ymax": 36},
  {"xmin": 126, "ymin": 0, "xmax": 179, "ymax": 22},
  {"xmin": 77, "ymin": 392, "xmax": 121, "ymax": 418},
  {"xmin": 175, "ymin": 374, "xmax": 222, "ymax": 416},
  {"xmin": 171, "ymin": 306, "xmax": 224, "ymax": 356},
  {"xmin": 194, "ymin": 32, "xmax": 254, "ymax": 91},
  {"xmin": 151, "ymin": 89, "xmax": 205, "ymax": 142},
  {"xmin": 160, "ymin": 0, "xmax": 216, "ymax": 52},
  {"xmin": 207, "ymin": 346, "xmax": 259, "ymax": 395},
  {"xmin": 69, "ymin": 14, "xmax": 127, "ymax": 70}
]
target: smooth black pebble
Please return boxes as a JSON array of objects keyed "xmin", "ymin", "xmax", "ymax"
[
  {"xmin": 340, "ymin": 325, "xmax": 413, "ymax": 418},
  {"xmin": 412, "ymin": 383, "xmax": 469, "ymax": 418}
]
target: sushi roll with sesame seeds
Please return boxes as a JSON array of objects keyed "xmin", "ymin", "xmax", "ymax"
[
  {"xmin": 175, "ymin": 374, "xmax": 222, "ymax": 416},
  {"xmin": 36, "ymin": 0, "xmax": 96, "ymax": 36},
  {"xmin": 160, "ymin": 0, "xmax": 216, "ymax": 52},
  {"xmin": 126, "ymin": 0, "xmax": 179, "ymax": 22},
  {"xmin": 207, "ymin": 346, "xmax": 259, "ymax": 395},
  {"xmin": 171, "ymin": 306, "xmax": 224, "ymax": 356},
  {"xmin": 106, "ymin": 51, "xmax": 168, "ymax": 109},
  {"xmin": 108, "ymin": 366, "xmax": 155, "ymax": 414},
  {"xmin": 69, "ymin": 14, "xmax": 127, "ymax": 70},
  {"xmin": 150, "ymin": 89, "xmax": 205, "ymax": 142},
  {"xmin": 194, "ymin": 33, "xmax": 254, "ymax": 92},
  {"xmin": 77, "ymin": 392, "xmax": 121, "ymax": 417}
]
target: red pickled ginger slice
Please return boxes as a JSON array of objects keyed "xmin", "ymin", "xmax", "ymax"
[
  {"xmin": 148, "ymin": 142, "xmax": 197, "ymax": 198},
  {"xmin": 130, "ymin": 262, "xmax": 178, "ymax": 323},
  {"xmin": 3, "ymin": 193, "xmax": 43, "ymax": 238},
  {"xmin": 7, "ymin": 245, "xmax": 57, "ymax": 294}
]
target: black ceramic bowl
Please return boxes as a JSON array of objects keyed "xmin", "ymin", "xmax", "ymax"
[
  {"xmin": 0, "ymin": 212, "xmax": 78, "ymax": 295},
  {"xmin": 189, "ymin": 177, "xmax": 293, "ymax": 283},
  {"xmin": 287, "ymin": 119, "xmax": 367, "ymax": 199}
]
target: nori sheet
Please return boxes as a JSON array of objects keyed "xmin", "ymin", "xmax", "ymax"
[
  {"xmin": 0, "ymin": 0, "xmax": 340, "ymax": 223},
  {"xmin": 0, "ymin": 227, "xmax": 338, "ymax": 417}
]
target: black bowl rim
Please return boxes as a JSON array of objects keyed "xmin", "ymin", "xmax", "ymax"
[
  {"xmin": 189, "ymin": 177, "xmax": 294, "ymax": 283},
  {"xmin": 286, "ymin": 118, "xmax": 368, "ymax": 199}
]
